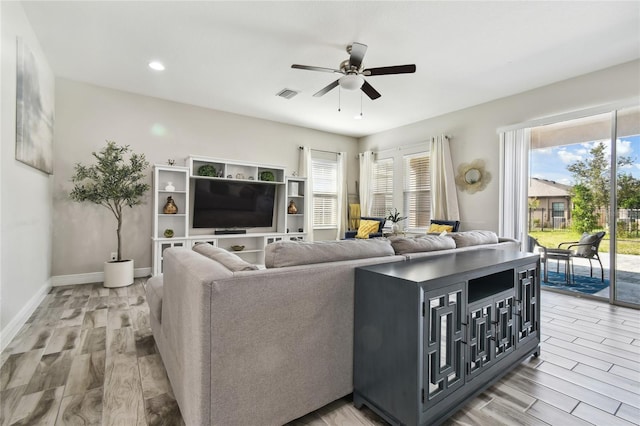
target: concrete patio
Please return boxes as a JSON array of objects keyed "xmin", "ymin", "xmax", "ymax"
[{"xmin": 547, "ymin": 253, "xmax": 640, "ymax": 305}]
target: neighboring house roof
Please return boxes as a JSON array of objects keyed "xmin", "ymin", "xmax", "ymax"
[{"xmin": 528, "ymin": 178, "xmax": 572, "ymax": 198}]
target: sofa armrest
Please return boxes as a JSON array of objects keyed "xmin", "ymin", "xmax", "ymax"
[
  {"xmin": 497, "ymin": 237, "xmax": 520, "ymax": 250},
  {"xmin": 161, "ymin": 248, "xmax": 233, "ymax": 426},
  {"xmin": 498, "ymin": 237, "xmax": 519, "ymax": 244}
]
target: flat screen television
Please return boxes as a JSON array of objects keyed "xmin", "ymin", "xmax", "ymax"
[{"xmin": 192, "ymin": 179, "xmax": 276, "ymax": 229}]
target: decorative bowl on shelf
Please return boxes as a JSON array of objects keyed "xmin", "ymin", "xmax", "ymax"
[{"xmin": 230, "ymin": 245, "xmax": 245, "ymax": 251}]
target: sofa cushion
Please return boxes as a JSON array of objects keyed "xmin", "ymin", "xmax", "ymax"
[
  {"xmin": 193, "ymin": 243, "xmax": 259, "ymax": 271},
  {"xmin": 448, "ymin": 230, "xmax": 499, "ymax": 248},
  {"xmin": 356, "ymin": 220, "xmax": 380, "ymax": 239},
  {"xmin": 389, "ymin": 235, "xmax": 456, "ymax": 254},
  {"xmin": 428, "ymin": 223, "xmax": 454, "ymax": 233},
  {"xmin": 265, "ymin": 238, "xmax": 395, "ymax": 268},
  {"xmin": 146, "ymin": 274, "xmax": 164, "ymax": 323}
]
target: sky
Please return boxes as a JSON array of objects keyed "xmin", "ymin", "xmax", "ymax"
[{"xmin": 530, "ymin": 135, "xmax": 640, "ymax": 186}]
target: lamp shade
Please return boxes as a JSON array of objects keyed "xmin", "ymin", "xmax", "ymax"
[{"xmin": 339, "ymin": 74, "xmax": 364, "ymax": 91}]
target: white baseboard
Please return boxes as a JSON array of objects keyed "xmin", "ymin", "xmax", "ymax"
[
  {"xmin": 51, "ymin": 267, "xmax": 151, "ymax": 287},
  {"xmin": 1, "ymin": 268, "xmax": 152, "ymax": 351},
  {"xmin": 0, "ymin": 279, "xmax": 52, "ymax": 352}
]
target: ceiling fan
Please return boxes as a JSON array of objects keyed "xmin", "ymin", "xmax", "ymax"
[{"xmin": 291, "ymin": 42, "xmax": 416, "ymax": 100}]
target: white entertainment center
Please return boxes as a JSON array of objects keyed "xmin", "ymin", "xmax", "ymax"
[{"xmin": 151, "ymin": 156, "xmax": 307, "ymax": 275}]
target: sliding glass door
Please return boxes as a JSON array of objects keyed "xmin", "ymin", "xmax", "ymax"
[
  {"xmin": 529, "ymin": 107, "xmax": 639, "ymax": 308},
  {"xmin": 613, "ymin": 106, "xmax": 640, "ymax": 307}
]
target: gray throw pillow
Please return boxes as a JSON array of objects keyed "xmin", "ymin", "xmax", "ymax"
[
  {"xmin": 389, "ymin": 235, "xmax": 455, "ymax": 254},
  {"xmin": 448, "ymin": 230, "xmax": 499, "ymax": 248},
  {"xmin": 193, "ymin": 243, "xmax": 259, "ymax": 272}
]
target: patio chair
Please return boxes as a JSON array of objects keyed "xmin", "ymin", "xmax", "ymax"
[
  {"xmin": 528, "ymin": 236, "xmax": 572, "ymax": 284},
  {"xmin": 558, "ymin": 231, "xmax": 606, "ymax": 282}
]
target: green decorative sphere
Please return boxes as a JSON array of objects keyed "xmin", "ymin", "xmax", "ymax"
[
  {"xmin": 198, "ymin": 164, "xmax": 217, "ymax": 176},
  {"xmin": 260, "ymin": 171, "xmax": 275, "ymax": 181}
]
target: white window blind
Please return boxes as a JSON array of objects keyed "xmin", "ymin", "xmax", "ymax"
[
  {"xmin": 371, "ymin": 158, "xmax": 394, "ymax": 218},
  {"xmin": 404, "ymin": 153, "xmax": 431, "ymax": 228},
  {"xmin": 312, "ymin": 158, "xmax": 338, "ymax": 227}
]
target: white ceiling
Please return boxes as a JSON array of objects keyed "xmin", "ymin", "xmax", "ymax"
[{"xmin": 22, "ymin": 1, "xmax": 640, "ymax": 138}]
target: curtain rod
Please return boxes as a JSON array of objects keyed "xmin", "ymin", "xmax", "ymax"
[
  {"xmin": 299, "ymin": 146, "xmax": 342, "ymax": 155},
  {"xmin": 363, "ymin": 135, "xmax": 451, "ymax": 157}
]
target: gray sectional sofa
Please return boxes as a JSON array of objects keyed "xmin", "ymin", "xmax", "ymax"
[{"xmin": 146, "ymin": 231, "xmax": 518, "ymax": 425}]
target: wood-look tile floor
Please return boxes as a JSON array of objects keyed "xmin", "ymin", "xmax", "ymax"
[{"xmin": 1, "ymin": 281, "xmax": 639, "ymax": 425}]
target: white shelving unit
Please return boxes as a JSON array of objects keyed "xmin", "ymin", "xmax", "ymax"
[
  {"xmin": 282, "ymin": 176, "xmax": 307, "ymax": 235},
  {"xmin": 151, "ymin": 158, "xmax": 309, "ymax": 274},
  {"xmin": 187, "ymin": 156, "xmax": 286, "ymax": 183},
  {"xmin": 152, "ymin": 165, "xmax": 190, "ymax": 275}
]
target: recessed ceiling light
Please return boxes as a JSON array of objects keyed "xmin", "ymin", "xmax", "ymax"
[{"xmin": 148, "ymin": 61, "xmax": 165, "ymax": 71}]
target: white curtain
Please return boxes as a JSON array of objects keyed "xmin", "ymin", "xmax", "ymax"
[
  {"xmin": 499, "ymin": 128, "xmax": 531, "ymax": 245},
  {"xmin": 336, "ymin": 152, "xmax": 348, "ymax": 240},
  {"xmin": 299, "ymin": 147, "xmax": 314, "ymax": 242},
  {"xmin": 358, "ymin": 151, "xmax": 374, "ymax": 217},
  {"xmin": 429, "ymin": 135, "xmax": 460, "ymax": 220}
]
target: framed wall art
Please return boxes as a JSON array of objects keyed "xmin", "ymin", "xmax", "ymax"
[{"xmin": 15, "ymin": 37, "xmax": 54, "ymax": 174}]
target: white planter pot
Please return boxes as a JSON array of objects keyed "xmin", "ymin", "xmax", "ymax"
[{"xmin": 104, "ymin": 259, "xmax": 134, "ymax": 288}]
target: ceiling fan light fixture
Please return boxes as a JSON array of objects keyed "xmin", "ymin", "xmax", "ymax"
[
  {"xmin": 339, "ymin": 74, "xmax": 364, "ymax": 91},
  {"xmin": 291, "ymin": 41, "xmax": 415, "ymax": 100}
]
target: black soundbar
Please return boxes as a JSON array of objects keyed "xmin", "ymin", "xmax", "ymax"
[{"xmin": 214, "ymin": 229, "xmax": 247, "ymax": 235}]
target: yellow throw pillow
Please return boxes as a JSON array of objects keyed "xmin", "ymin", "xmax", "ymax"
[
  {"xmin": 356, "ymin": 220, "xmax": 380, "ymax": 239},
  {"xmin": 428, "ymin": 223, "xmax": 454, "ymax": 233}
]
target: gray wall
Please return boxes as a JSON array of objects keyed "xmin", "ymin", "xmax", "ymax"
[
  {"xmin": 1, "ymin": 2, "xmax": 54, "ymax": 345},
  {"xmin": 359, "ymin": 60, "xmax": 640, "ymax": 232},
  {"xmin": 52, "ymin": 79, "xmax": 358, "ymax": 276}
]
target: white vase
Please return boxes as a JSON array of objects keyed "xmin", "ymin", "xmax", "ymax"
[
  {"xmin": 391, "ymin": 223, "xmax": 400, "ymax": 234},
  {"xmin": 289, "ymin": 182, "xmax": 299, "ymax": 196},
  {"xmin": 104, "ymin": 259, "xmax": 134, "ymax": 288},
  {"xmin": 165, "ymin": 182, "xmax": 175, "ymax": 191}
]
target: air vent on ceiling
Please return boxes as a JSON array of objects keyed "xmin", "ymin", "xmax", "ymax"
[{"xmin": 276, "ymin": 88, "xmax": 299, "ymax": 99}]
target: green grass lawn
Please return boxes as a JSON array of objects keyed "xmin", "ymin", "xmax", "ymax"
[{"xmin": 529, "ymin": 229, "xmax": 640, "ymax": 255}]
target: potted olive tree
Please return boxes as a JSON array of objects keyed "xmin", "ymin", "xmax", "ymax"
[{"xmin": 70, "ymin": 141, "xmax": 150, "ymax": 288}]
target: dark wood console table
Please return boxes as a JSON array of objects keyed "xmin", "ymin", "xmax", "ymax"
[{"xmin": 353, "ymin": 250, "xmax": 540, "ymax": 426}]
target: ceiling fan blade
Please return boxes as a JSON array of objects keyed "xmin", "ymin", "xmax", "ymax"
[
  {"xmin": 349, "ymin": 42, "xmax": 367, "ymax": 69},
  {"xmin": 361, "ymin": 80, "xmax": 381, "ymax": 100},
  {"xmin": 363, "ymin": 64, "xmax": 416, "ymax": 76},
  {"xmin": 292, "ymin": 64, "xmax": 342, "ymax": 74},
  {"xmin": 313, "ymin": 80, "xmax": 340, "ymax": 97}
]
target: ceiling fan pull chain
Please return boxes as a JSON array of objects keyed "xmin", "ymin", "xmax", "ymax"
[{"xmin": 338, "ymin": 86, "xmax": 341, "ymax": 112}]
